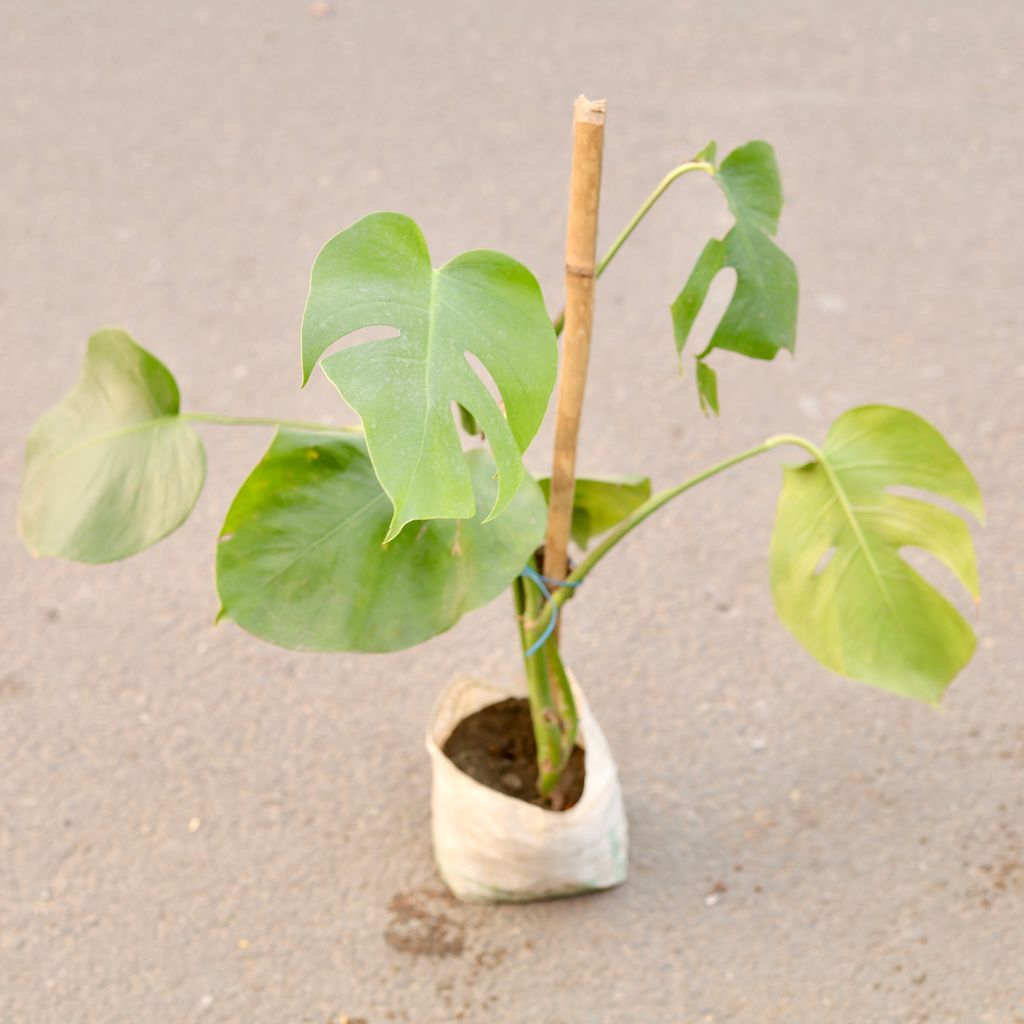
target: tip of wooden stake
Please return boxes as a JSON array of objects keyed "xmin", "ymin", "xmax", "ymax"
[{"xmin": 574, "ymin": 95, "xmax": 607, "ymax": 124}]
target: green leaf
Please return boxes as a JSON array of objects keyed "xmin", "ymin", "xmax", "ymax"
[
  {"xmin": 301, "ymin": 213, "xmax": 557, "ymax": 542},
  {"xmin": 671, "ymin": 142, "xmax": 798, "ymax": 405},
  {"xmin": 696, "ymin": 361, "xmax": 719, "ymax": 416},
  {"xmin": 18, "ymin": 329, "xmax": 206, "ymax": 563},
  {"xmin": 538, "ymin": 475, "xmax": 652, "ymax": 550},
  {"xmin": 216, "ymin": 430, "xmax": 547, "ymax": 653},
  {"xmin": 703, "ymin": 228, "xmax": 797, "ymax": 360},
  {"xmin": 457, "ymin": 403, "xmax": 481, "ymax": 438},
  {"xmin": 716, "ymin": 141, "xmax": 784, "ymax": 237},
  {"xmin": 770, "ymin": 405, "xmax": 983, "ymax": 703},
  {"xmin": 670, "ymin": 238, "xmax": 725, "ymax": 357},
  {"xmin": 693, "ymin": 139, "xmax": 718, "ymax": 165}
]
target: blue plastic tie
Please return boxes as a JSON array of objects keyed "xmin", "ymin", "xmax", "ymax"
[{"xmin": 521, "ymin": 564, "xmax": 581, "ymax": 657}]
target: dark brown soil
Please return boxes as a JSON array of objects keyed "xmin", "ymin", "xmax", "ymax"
[{"xmin": 441, "ymin": 697, "xmax": 585, "ymax": 810}]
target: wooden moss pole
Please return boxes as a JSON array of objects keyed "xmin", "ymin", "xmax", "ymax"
[{"xmin": 544, "ymin": 95, "xmax": 607, "ymax": 583}]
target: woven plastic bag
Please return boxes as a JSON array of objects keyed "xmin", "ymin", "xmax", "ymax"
[{"xmin": 426, "ymin": 673, "xmax": 628, "ymax": 903}]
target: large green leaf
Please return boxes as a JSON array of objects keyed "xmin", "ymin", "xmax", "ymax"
[
  {"xmin": 18, "ymin": 329, "xmax": 206, "ymax": 562},
  {"xmin": 216, "ymin": 429, "xmax": 547, "ymax": 653},
  {"xmin": 301, "ymin": 213, "xmax": 557, "ymax": 542},
  {"xmin": 671, "ymin": 141, "xmax": 798, "ymax": 413},
  {"xmin": 771, "ymin": 405, "xmax": 983, "ymax": 703},
  {"xmin": 538, "ymin": 475, "xmax": 652, "ymax": 550}
]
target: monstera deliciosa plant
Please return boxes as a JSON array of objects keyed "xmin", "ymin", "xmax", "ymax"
[{"xmin": 18, "ymin": 102, "xmax": 982, "ymax": 824}]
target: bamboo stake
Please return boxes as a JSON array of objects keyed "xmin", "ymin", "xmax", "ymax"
[{"xmin": 544, "ymin": 95, "xmax": 607, "ymax": 582}]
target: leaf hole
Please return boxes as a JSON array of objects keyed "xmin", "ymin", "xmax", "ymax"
[
  {"xmin": 885, "ymin": 484, "xmax": 972, "ymax": 519},
  {"xmin": 314, "ymin": 323, "xmax": 402, "ymax": 362},
  {"xmin": 686, "ymin": 267, "xmax": 737, "ymax": 357},
  {"xmin": 813, "ymin": 546, "xmax": 836, "ymax": 577},
  {"xmin": 884, "ymin": 486, "xmax": 980, "ymax": 613},
  {"xmin": 898, "ymin": 546, "xmax": 978, "ymax": 620},
  {"xmin": 463, "ymin": 351, "xmax": 505, "ymax": 410},
  {"xmin": 453, "ymin": 353, "xmax": 506, "ymax": 451},
  {"xmin": 451, "ymin": 402, "xmax": 485, "ymax": 451}
]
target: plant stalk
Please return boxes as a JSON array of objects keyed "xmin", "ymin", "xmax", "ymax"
[
  {"xmin": 520, "ymin": 564, "xmax": 565, "ymax": 798},
  {"xmin": 545, "ymin": 639, "xmax": 579, "ymax": 761}
]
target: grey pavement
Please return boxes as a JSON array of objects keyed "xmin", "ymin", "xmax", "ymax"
[{"xmin": 2, "ymin": 2, "xmax": 1023, "ymax": 1022}]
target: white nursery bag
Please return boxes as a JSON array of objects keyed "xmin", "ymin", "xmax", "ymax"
[{"xmin": 426, "ymin": 673, "xmax": 628, "ymax": 903}]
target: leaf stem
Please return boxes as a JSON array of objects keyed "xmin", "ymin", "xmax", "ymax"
[
  {"xmin": 182, "ymin": 412, "xmax": 360, "ymax": 433},
  {"xmin": 596, "ymin": 160, "xmax": 717, "ymax": 279},
  {"xmin": 552, "ymin": 158, "xmax": 716, "ymax": 336},
  {"xmin": 531, "ymin": 433, "xmax": 816, "ymax": 632}
]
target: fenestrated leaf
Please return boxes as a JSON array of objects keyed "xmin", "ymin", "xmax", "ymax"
[
  {"xmin": 216, "ymin": 430, "xmax": 547, "ymax": 653},
  {"xmin": 771, "ymin": 405, "xmax": 983, "ymax": 703},
  {"xmin": 18, "ymin": 329, "xmax": 206, "ymax": 563},
  {"xmin": 671, "ymin": 141, "xmax": 798, "ymax": 406},
  {"xmin": 301, "ymin": 212, "xmax": 557, "ymax": 542},
  {"xmin": 701, "ymin": 227, "xmax": 796, "ymax": 361},
  {"xmin": 538, "ymin": 474, "xmax": 652, "ymax": 550}
]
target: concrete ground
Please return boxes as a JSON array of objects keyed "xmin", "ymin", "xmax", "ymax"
[{"xmin": 2, "ymin": 2, "xmax": 1022, "ymax": 1021}]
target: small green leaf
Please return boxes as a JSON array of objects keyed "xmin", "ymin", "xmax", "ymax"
[
  {"xmin": 696, "ymin": 361, "xmax": 719, "ymax": 416},
  {"xmin": 216, "ymin": 430, "xmax": 547, "ymax": 653},
  {"xmin": 301, "ymin": 213, "xmax": 557, "ymax": 541},
  {"xmin": 693, "ymin": 139, "xmax": 718, "ymax": 165},
  {"xmin": 671, "ymin": 141, "xmax": 798, "ymax": 406},
  {"xmin": 457, "ymin": 403, "xmax": 481, "ymax": 438},
  {"xmin": 771, "ymin": 405, "xmax": 983, "ymax": 703},
  {"xmin": 18, "ymin": 329, "xmax": 206, "ymax": 562},
  {"xmin": 538, "ymin": 475, "xmax": 652, "ymax": 550}
]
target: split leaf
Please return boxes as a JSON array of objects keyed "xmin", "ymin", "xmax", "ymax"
[
  {"xmin": 302, "ymin": 213, "xmax": 557, "ymax": 541},
  {"xmin": 771, "ymin": 405, "xmax": 983, "ymax": 703},
  {"xmin": 671, "ymin": 141, "xmax": 798, "ymax": 408}
]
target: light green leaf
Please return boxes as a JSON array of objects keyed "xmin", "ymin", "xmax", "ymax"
[
  {"xmin": 693, "ymin": 139, "xmax": 718, "ymax": 165},
  {"xmin": 18, "ymin": 329, "xmax": 205, "ymax": 563},
  {"xmin": 771, "ymin": 405, "xmax": 983, "ymax": 703},
  {"xmin": 216, "ymin": 430, "xmax": 547, "ymax": 653},
  {"xmin": 301, "ymin": 213, "xmax": 557, "ymax": 541},
  {"xmin": 671, "ymin": 141, "xmax": 798, "ymax": 406},
  {"xmin": 696, "ymin": 361, "xmax": 719, "ymax": 416},
  {"xmin": 538, "ymin": 475, "xmax": 652, "ymax": 550}
]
